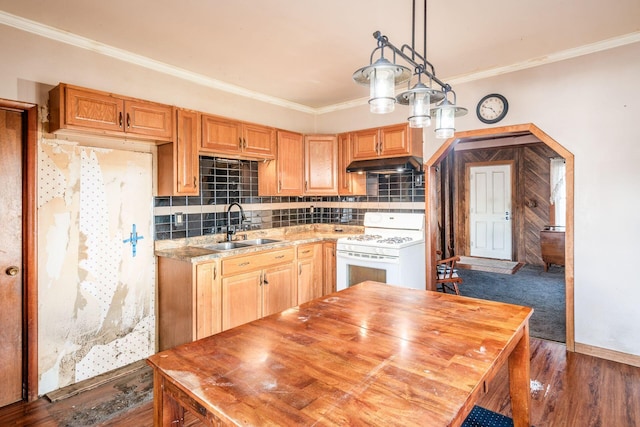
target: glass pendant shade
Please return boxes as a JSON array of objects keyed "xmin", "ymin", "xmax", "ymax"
[
  {"xmin": 408, "ymin": 90, "xmax": 431, "ymax": 128},
  {"xmin": 369, "ymin": 66, "xmax": 396, "ymax": 114},
  {"xmin": 434, "ymin": 103, "xmax": 455, "ymax": 139},
  {"xmin": 353, "ymin": 57, "xmax": 411, "ymax": 115}
]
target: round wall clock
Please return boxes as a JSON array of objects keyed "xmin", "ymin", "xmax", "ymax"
[{"xmin": 476, "ymin": 93, "xmax": 508, "ymax": 124}]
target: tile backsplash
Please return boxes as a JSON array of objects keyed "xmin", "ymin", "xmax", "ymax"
[{"xmin": 154, "ymin": 156, "xmax": 425, "ymax": 240}]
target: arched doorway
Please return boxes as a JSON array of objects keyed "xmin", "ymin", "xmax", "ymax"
[{"xmin": 424, "ymin": 123, "xmax": 575, "ymax": 350}]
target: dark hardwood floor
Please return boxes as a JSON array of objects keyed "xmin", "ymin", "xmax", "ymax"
[{"xmin": 1, "ymin": 338, "xmax": 638, "ymax": 426}]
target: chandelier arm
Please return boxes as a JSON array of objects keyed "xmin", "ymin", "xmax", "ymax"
[
  {"xmin": 368, "ymin": 45, "xmax": 385, "ymax": 64},
  {"xmin": 379, "ymin": 35, "xmax": 449, "ymax": 90}
]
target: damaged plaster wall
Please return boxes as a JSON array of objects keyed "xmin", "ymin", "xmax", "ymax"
[{"xmin": 37, "ymin": 138, "xmax": 155, "ymax": 395}]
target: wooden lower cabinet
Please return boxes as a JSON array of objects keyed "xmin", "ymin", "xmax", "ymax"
[
  {"xmin": 157, "ymin": 257, "xmax": 220, "ymax": 351},
  {"xmin": 297, "ymin": 243, "xmax": 323, "ymax": 305},
  {"xmin": 323, "ymin": 241, "xmax": 336, "ymax": 295},
  {"xmin": 221, "ymin": 270, "xmax": 262, "ymax": 331},
  {"xmin": 221, "ymin": 248, "xmax": 296, "ymax": 330},
  {"xmin": 158, "ymin": 242, "xmax": 335, "ymax": 347}
]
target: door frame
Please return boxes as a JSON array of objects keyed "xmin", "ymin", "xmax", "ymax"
[
  {"xmin": 465, "ymin": 161, "xmax": 515, "ymax": 260},
  {"xmin": 1, "ymin": 98, "xmax": 38, "ymax": 402},
  {"xmin": 425, "ymin": 123, "xmax": 575, "ymax": 351}
]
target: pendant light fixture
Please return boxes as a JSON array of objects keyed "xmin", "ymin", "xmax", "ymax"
[{"xmin": 352, "ymin": 0, "xmax": 467, "ymax": 137}]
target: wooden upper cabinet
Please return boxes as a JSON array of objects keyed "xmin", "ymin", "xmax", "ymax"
[
  {"xmin": 157, "ymin": 108, "xmax": 199, "ymax": 196},
  {"xmin": 48, "ymin": 83, "xmax": 174, "ymax": 141},
  {"xmin": 338, "ymin": 133, "xmax": 366, "ymax": 196},
  {"xmin": 258, "ymin": 130, "xmax": 304, "ymax": 196},
  {"xmin": 351, "ymin": 128, "xmax": 380, "ymax": 160},
  {"xmin": 243, "ymin": 122, "xmax": 276, "ymax": 158},
  {"xmin": 64, "ymin": 86, "xmax": 123, "ymax": 132},
  {"xmin": 201, "ymin": 115, "xmax": 241, "ymax": 153},
  {"xmin": 259, "ymin": 132, "xmax": 337, "ymax": 196},
  {"xmin": 304, "ymin": 134, "xmax": 338, "ymax": 195},
  {"xmin": 124, "ymin": 99, "xmax": 175, "ymax": 140},
  {"xmin": 201, "ymin": 114, "xmax": 275, "ymax": 160},
  {"xmin": 352, "ymin": 123, "xmax": 422, "ymax": 160},
  {"xmin": 277, "ymin": 131, "xmax": 304, "ymax": 195}
]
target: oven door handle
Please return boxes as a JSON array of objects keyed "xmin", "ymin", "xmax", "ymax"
[{"xmin": 336, "ymin": 251, "xmax": 398, "ymax": 263}]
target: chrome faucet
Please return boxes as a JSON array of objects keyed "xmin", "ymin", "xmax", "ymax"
[{"xmin": 226, "ymin": 202, "xmax": 246, "ymax": 241}]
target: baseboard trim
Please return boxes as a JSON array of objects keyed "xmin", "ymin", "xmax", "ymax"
[
  {"xmin": 575, "ymin": 342, "xmax": 640, "ymax": 368},
  {"xmin": 44, "ymin": 359, "xmax": 148, "ymax": 402}
]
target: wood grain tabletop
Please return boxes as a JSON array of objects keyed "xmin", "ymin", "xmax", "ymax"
[{"xmin": 148, "ymin": 281, "xmax": 533, "ymax": 426}]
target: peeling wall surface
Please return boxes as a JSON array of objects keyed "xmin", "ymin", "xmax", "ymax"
[{"xmin": 37, "ymin": 139, "xmax": 155, "ymax": 395}]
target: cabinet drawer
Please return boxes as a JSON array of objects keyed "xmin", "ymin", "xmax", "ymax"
[
  {"xmin": 297, "ymin": 244, "xmax": 316, "ymax": 259},
  {"xmin": 222, "ymin": 248, "xmax": 294, "ymax": 276}
]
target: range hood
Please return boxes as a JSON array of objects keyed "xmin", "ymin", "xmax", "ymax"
[{"xmin": 346, "ymin": 156, "xmax": 423, "ymax": 174}]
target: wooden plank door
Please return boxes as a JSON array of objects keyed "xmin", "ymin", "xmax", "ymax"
[
  {"xmin": 0, "ymin": 108, "xmax": 23, "ymax": 406},
  {"xmin": 469, "ymin": 164, "xmax": 513, "ymax": 259}
]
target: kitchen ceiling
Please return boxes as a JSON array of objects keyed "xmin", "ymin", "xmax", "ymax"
[{"xmin": 1, "ymin": 0, "xmax": 639, "ymax": 112}]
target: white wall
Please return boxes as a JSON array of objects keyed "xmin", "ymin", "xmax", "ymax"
[
  {"xmin": 0, "ymin": 25, "xmax": 316, "ymax": 133},
  {"xmin": 2, "ymin": 22, "xmax": 639, "ymax": 366},
  {"xmin": 446, "ymin": 43, "xmax": 640, "ymax": 357},
  {"xmin": 320, "ymin": 42, "xmax": 640, "ymax": 356}
]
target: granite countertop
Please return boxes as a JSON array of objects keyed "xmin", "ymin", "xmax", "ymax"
[{"xmin": 155, "ymin": 224, "xmax": 363, "ymax": 263}]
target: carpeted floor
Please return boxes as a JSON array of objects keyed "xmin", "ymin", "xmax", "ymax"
[{"xmin": 456, "ymin": 264, "xmax": 566, "ymax": 343}]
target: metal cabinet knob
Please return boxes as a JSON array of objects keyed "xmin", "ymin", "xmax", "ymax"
[{"xmin": 6, "ymin": 266, "xmax": 19, "ymax": 276}]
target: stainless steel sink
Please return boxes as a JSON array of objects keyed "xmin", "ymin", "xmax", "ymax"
[
  {"xmin": 198, "ymin": 242, "xmax": 247, "ymax": 251},
  {"xmin": 237, "ymin": 238, "xmax": 282, "ymax": 246},
  {"xmin": 195, "ymin": 238, "xmax": 281, "ymax": 252}
]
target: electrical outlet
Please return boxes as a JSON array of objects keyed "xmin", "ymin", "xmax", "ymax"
[{"xmin": 174, "ymin": 212, "xmax": 184, "ymax": 228}]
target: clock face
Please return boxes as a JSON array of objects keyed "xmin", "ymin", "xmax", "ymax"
[{"xmin": 476, "ymin": 94, "xmax": 508, "ymax": 124}]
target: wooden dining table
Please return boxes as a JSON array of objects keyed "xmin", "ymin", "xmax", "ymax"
[{"xmin": 147, "ymin": 281, "xmax": 533, "ymax": 426}]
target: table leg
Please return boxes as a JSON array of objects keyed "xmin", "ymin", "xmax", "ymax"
[
  {"xmin": 508, "ymin": 322, "xmax": 531, "ymax": 427},
  {"xmin": 153, "ymin": 370, "xmax": 185, "ymax": 427}
]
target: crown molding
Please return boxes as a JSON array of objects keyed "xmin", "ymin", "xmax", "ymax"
[
  {"xmin": 2, "ymin": 11, "xmax": 638, "ymax": 116},
  {"xmin": 0, "ymin": 11, "xmax": 316, "ymax": 114}
]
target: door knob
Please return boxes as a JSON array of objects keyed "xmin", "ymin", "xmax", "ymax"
[{"xmin": 6, "ymin": 266, "xmax": 19, "ymax": 276}]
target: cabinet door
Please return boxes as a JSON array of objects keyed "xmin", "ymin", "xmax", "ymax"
[
  {"xmin": 276, "ymin": 131, "xmax": 304, "ymax": 195},
  {"xmin": 352, "ymin": 128, "xmax": 380, "ymax": 160},
  {"xmin": 297, "ymin": 243, "xmax": 323, "ymax": 304},
  {"xmin": 338, "ymin": 133, "xmax": 366, "ymax": 196},
  {"xmin": 175, "ymin": 109, "xmax": 199, "ymax": 195},
  {"xmin": 157, "ymin": 257, "xmax": 194, "ymax": 351},
  {"xmin": 379, "ymin": 123, "xmax": 412, "ymax": 157},
  {"xmin": 222, "ymin": 270, "xmax": 262, "ymax": 331},
  {"xmin": 304, "ymin": 135, "xmax": 338, "ymax": 195},
  {"xmin": 124, "ymin": 99, "xmax": 174, "ymax": 140},
  {"xmin": 201, "ymin": 114, "xmax": 242, "ymax": 154},
  {"xmin": 242, "ymin": 123, "xmax": 276, "ymax": 159},
  {"xmin": 263, "ymin": 263, "xmax": 296, "ymax": 317},
  {"xmin": 65, "ymin": 86, "xmax": 124, "ymax": 132},
  {"xmin": 195, "ymin": 261, "xmax": 221, "ymax": 339},
  {"xmin": 323, "ymin": 242, "xmax": 336, "ymax": 295}
]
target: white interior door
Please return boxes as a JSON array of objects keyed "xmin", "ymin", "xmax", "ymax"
[{"xmin": 469, "ymin": 164, "xmax": 512, "ymax": 260}]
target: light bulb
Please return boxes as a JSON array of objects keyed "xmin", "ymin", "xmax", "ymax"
[{"xmin": 369, "ymin": 67, "xmax": 395, "ymax": 114}]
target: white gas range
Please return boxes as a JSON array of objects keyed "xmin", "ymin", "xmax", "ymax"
[{"xmin": 336, "ymin": 212, "xmax": 426, "ymax": 291}]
